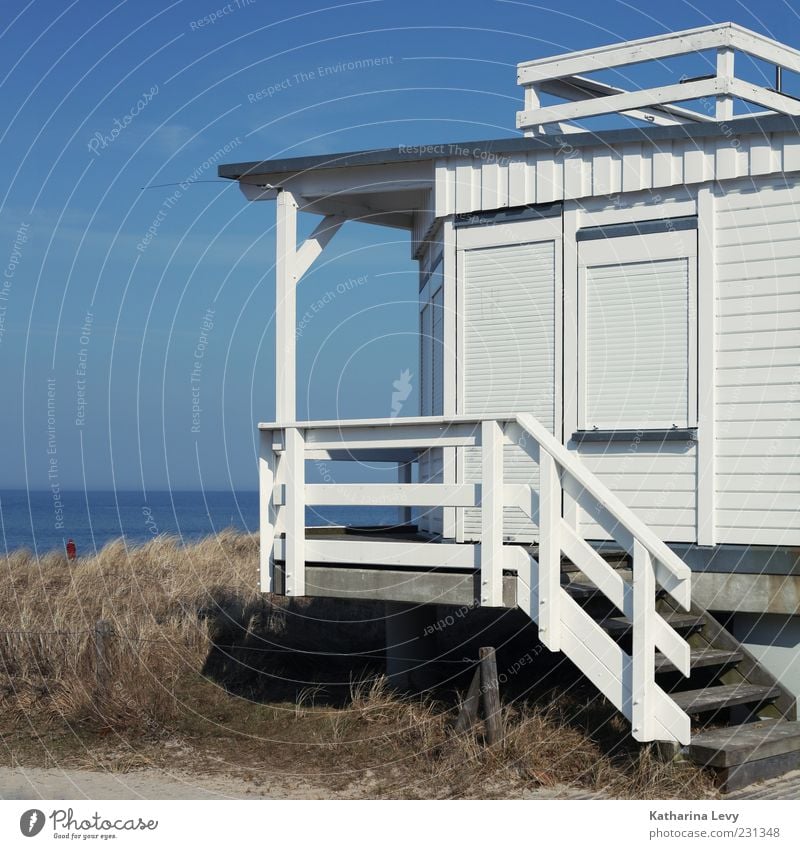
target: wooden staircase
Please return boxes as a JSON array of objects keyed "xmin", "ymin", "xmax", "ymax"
[
  {"xmin": 563, "ymin": 568, "xmax": 800, "ymax": 792},
  {"xmin": 260, "ymin": 411, "xmax": 800, "ymax": 794}
]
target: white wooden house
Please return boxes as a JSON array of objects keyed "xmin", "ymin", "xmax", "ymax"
[{"xmin": 221, "ymin": 23, "xmax": 800, "ymax": 790}]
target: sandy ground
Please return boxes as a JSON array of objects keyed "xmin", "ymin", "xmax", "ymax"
[
  {"xmin": 2, "ymin": 764, "xmax": 795, "ymax": 800},
  {"xmin": 0, "ymin": 765, "xmax": 611, "ymax": 800},
  {"xmin": 0, "ymin": 766, "xmax": 338, "ymax": 800}
]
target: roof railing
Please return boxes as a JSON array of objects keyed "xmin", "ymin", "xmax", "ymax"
[{"xmin": 517, "ymin": 22, "xmax": 800, "ymax": 134}]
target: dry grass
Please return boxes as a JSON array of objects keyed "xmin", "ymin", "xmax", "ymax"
[{"xmin": 0, "ymin": 532, "xmax": 716, "ymax": 799}]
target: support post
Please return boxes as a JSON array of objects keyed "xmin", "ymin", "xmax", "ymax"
[
  {"xmin": 455, "ymin": 664, "xmax": 482, "ymax": 733},
  {"xmin": 632, "ymin": 539, "xmax": 656, "ymax": 741},
  {"xmin": 716, "ymin": 47, "xmax": 735, "ymax": 120},
  {"xmin": 258, "ymin": 429, "xmax": 278, "ymax": 592},
  {"xmin": 480, "ymin": 420, "xmax": 504, "ymax": 607},
  {"xmin": 284, "ymin": 427, "xmax": 306, "ymax": 597},
  {"xmin": 480, "ymin": 647, "xmax": 502, "ymax": 745},
  {"xmin": 538, "ymin": 451, "xmax": 561, "ymax": 650},
  {"xmin": 275, "ymin": 189, "xmax": 298, "ymax": 423},
  {"xmin": 93, "ymin": 619, "xmax": 113, "ymax": 707}
]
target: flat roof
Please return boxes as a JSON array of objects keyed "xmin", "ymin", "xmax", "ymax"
[{"xmin": 219, "ymin": 114, "xmax": 798, "ymax": 180}]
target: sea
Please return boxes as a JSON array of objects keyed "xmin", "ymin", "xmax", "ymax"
[{"xmin": 0, "ymin": 490, "xmax": 401, "ymax": 556}]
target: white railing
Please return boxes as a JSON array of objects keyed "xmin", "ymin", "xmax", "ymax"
[{"xmin": 258, "ymin": 413, "xmax": 693, "ymax": 744}]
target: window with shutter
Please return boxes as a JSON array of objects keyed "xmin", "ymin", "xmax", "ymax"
[{"xmin": 578, "ymin": 228, "xmax": 697, "ymax": 430}]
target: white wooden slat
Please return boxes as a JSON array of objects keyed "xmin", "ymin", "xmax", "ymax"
[
  {"xmin": 631, "ymin": 540, "xmax": 655, "ymax": 741},
  {"xmin": 558, "ymin": 593, "xmax": 630, "ymax": 715},
  {"xmin": 274, "ymin": 537, "xmax": 530, "ymax": 573},
  {"xmin": 716, "ymin": 526, "xmax": 800, "ymax": 546},
  {"xmin": 517, "ymin": 23, "xmax": 736, "ymax": 83},
  {"xmin": 294, "ymin": 215, "xmax": 345, "ymax": 281},
  {"xmin": 696, "ymin": 184, "xmax": 716, "ymax": 547},
  {"xmin": 481, "ymin": 420, "xmax": 504, "ymax": 606},
  {"xmin": 537, "ymin": 451, "xmax": 561, "ymax": 650},
  {"xmin": 258, "ymin": 430, "xmax": 276, "ymax": 593},
  {"xmin": 305, "ymin": 483, "xmax": 479, "ymax": 507},
  {"xmin": 518, "ymin": 79, "xmax": 724, "ymax": 128},
  {"xmin": 284, "ymin": 427, "xmax": 305, "ymax": 596},
  {"xmin": 653, "ymin": 686, "xmax": 692, "ymax": 745},
  {"xmin": 560, "ymin": 521, "xmax": 630, "ymax": 616},
  {"xmin": 653, "ymin": 613, "xmax": 691, "ymax": 677},
  {"xmin": 717, "ymin": 491, "xmax": 800, "ymax": 510}
]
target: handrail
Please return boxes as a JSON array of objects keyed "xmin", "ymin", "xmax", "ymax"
[
  {"xmin": 260, "ymin": 412, "xmax": 694, "ymax": 744},
  {"xmin": 515, "ymin": 413, "xmax": 691, "ymax": 607}
]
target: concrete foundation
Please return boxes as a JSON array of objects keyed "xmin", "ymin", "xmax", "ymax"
[
  {"xmin": 732, "ymin": 613, "xmax": 800, "ymax": 700},
  {"xmin": 384, "ymin": 602, "xmax": 441, "ymax": 692}
]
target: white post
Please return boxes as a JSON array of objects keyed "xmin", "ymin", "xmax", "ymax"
[
  {"xmin": 537, "ymin": 451, "xmax": 561, "ymax": 650},
  {"xmin": 716, "ymin": 47, "xmax": 735, "ymax": 120},
  {"xmin": 632, "ymin": 538, "xmax": 656, "ymax": 741},
  {"xmin": 398, "ymin": 461, "xmax": 412, "ymax": 526},
  {"xmin": 480, "ymin": 420, "xmax": 504, "ymax": 606},
  {"xmin": 276, "ymin": 189, "xmax": 298, "ymax": 423},
  {"xmin": 258, "ymin": 429, "xmax": 278, "ymax": 592},
  {"xmin": 284, "ymin": 426, "xmax": 306, "ymax": 596}
]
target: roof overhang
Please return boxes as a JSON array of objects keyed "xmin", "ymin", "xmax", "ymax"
[{"xmin": 219, "ymin": 113, "xmax": 799, "ymax": 227}]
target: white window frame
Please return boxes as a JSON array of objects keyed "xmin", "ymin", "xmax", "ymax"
[{"xmin": 577, "ymin": 228, "xmax": 698, "ymax": 431}]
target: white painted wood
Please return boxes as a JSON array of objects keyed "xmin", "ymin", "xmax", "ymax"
[
  {"xmin": 696, "ymin": 185, "xmax": 716, "ymax": 545},
  {"xmin": 294, "ymin": 214, "xmax": 345, "ymax": 281},
  {"xmin": 560, "ymin": 521, "xmax": 630, "ymax": 616},
  {"xmin": 258, "ymin": 429, "xmax": 277, "ymax": 593},
  {"xmin": 631, "ymin": 539, "xmax": 656, "ymax": 741},
  {"xmin": 305, "ymin": 482, "xmax": 479, "ymax": 507},
  {"xmin": 562, "ymin": 204, "xmax": 580, "ymax": 532},
  {"xmin": 518, "ymin": 79, "xmax": 724, "ymax": 130},
  {"xmin": 441, "ymin": 217, "xmax": 458, "ymax": 540},
  {"xmin": 534, "ymin": 76, "xmax": 710, "ymax": 125},
  {"xmin": 275, "ymin": 190, "xmax": 297, "ymax": 423},
  {"xmin": 515, "ymin": 413, "xmax": 692, "ymax": 600},
  {"xmin": 517, "ymin": 22, "xmax": 736, "ymax": 84},
  {"xmin": 714, "ymin": 176, "xmax": 800, "ymax": 547},
  {"xmin": 729, "ymin": 79, "xmax": 800, "ymax": 116},
  {"xmin": 481, "ymin": 420, "xmax": 504, "ymax": 607},
  {"xmin": 537, "ymin": 451, "xmax": 561, "ymax": 650},
  {"xmin": 283, "ymin": 427, "xmax": 305, "ymax": 596},
  {"xmin": 274, "ymin": 537, "xmax": 530, "ymax": 572},
  {"xmin": 716, "ymin": 48, "xmax": 735, "ymax": 121}
]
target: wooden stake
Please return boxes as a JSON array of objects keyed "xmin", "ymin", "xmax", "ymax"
[
  {"xmin": 93, "ymin": 619, "xmax": 113, "ymax": 704},
  {"xmin": 480, "ymin": 647, "xmax": 502, "ymax": 746},
  {"xmin": 455, "ymin": 664, "xmax": 482, "ymax": 733}
]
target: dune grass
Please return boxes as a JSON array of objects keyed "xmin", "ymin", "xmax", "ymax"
[{"xmin": 0, "ymin": 532, "xmax": 715, "ymax": 799}]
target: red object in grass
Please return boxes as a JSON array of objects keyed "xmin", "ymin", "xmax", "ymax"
[{"xmin": 66, "ymin": 539, "xmax": 77, "ymax": 560}]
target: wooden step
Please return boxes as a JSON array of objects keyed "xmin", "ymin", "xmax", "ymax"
[
  {"xmin": 600, "ymin": 612, "xmax": 704, "ymax": 637},
  {"xmin": 688, "ymin": 720, "xmax": 800, "ymax": 792},
  {"xmin": 655, "ymin": 648, "xmax": 743, "ymax": 674},
  {"xmin": 671, "ymin": 683, "xmax": 782, "ymax": 714}
]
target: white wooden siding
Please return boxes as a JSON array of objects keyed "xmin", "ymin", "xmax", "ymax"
[
  {"xmin": 714, "ymin": 176, "xmax": 800, "ymax": 546},
  {"xmin": 459, "ymin": 234, "xmax": 558, "ymax": 540},
  {"xmin": 433, "ymin": 131, "xmax": 800, "ymax": 221}
]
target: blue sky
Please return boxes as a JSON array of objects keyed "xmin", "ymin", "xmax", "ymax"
[{"xmin": 1, "ymin": 0, "xmax": 797, "ymax": 491}]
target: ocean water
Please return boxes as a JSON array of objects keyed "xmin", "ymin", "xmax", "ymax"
[{"xmin": 0, "ymin": 490, "xmax": 401, "ymax": 556}]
